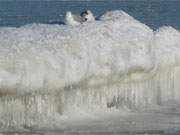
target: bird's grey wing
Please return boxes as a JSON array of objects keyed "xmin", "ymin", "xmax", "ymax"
[{"xmin": 73, "ymin": 15, "xmax": 84, "ymax": 23}]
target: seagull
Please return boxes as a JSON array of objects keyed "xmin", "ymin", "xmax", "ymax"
[
  {"xmin": 64, "ymin": 10, "xmax": 95, "ymax": 26},
  {"xmin": 80, "ymin": 10, "xmax": 95, "ymax": 22},
  {"xmin": 64, "ymin": 11, "xmax": 84, "ymax": 26}
]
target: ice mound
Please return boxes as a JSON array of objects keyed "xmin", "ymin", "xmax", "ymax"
[
  {"xmin": 154, "ymin": 26, "xmax": 180, "ymax": 68},
  {"xmin": 0, "ymin": 11, "xmax": 154, "ymax": 94},
  {"xmin": 0, "ymin": 10, "xmax": 180, "ymax": 128}
]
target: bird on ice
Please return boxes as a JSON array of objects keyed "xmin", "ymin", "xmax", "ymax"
[
  {"xmin": 64, "ymin": 10, "xmax": 95, "ymax": 26},
  {"xmin": 80, "ymin": 10, "xmax": 95, "ymax": 22},
  {"xmin": 64, "ymin": 11, "xmax": 83, "ymax": 26}
]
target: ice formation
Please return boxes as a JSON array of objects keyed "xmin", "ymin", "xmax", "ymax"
[{"xmin": 0, "ymin": 10, "xmax": 180, "ymax": 128}]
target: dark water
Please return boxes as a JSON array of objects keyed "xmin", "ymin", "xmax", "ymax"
[{"xmin": 0, "ymin": 1, "xmax": 180, "ymax": 29}]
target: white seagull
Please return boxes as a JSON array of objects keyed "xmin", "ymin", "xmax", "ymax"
[
  {"xmin": 64, "ymin": 10, "xmax": 95, "ymax": 26},
  {"xmin": 64, "ymin": 11, "xmax": 84, "ymax": 26},
  {"xmin": 80, "ymin": 10, "xmax": 95, "ymax": 22}
]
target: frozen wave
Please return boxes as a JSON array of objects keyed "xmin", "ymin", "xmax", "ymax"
[
  {"xmin": 0, "ymin": 10, "xmax": 180, "ymax": 129},
  {"xmin": 0, "ymin": 11, "xmax": 180, "ymax": 94},
  {"xmin": 0, "ymin": 10, "xmax": 154, "ymax": 94}
]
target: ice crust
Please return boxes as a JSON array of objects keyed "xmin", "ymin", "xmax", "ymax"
[
  {"xmin": 0, "ymin": 10, "xmax": 180, "ymax": 128},
  {"xmin": 0, "ymin": 11, "xmax": 155, "ymax": 93}
]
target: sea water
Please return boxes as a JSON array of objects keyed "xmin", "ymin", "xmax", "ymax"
[
  {"xmin": 0, "ymin": 1, "xmax": 180, "ymax": 135},
  {"xmin": 0, "ymin": 1, "xmax": 180, "ymax": 29}
]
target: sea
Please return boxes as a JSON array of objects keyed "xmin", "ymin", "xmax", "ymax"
[{"xmin": 0, "ymin": 0, "xmax": 180, "ymax": 30}]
